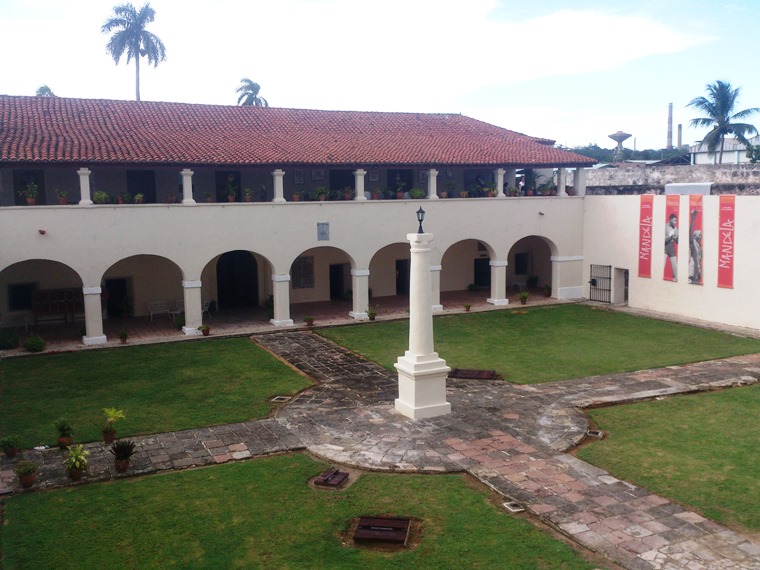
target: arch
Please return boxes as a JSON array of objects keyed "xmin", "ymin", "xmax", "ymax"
[
  {"xmin": 508, "ymin": 235, "xmax": 556, "ymax": 290},
  {"xmin": 440, "ymin": 239, "xmax": 497, "ymax": 293},
  {"xmin": 101, "ymin": 255, "xmax": 183, "ymax": 318},
  {"xmin": 0, "ymin": 259, "xmax": 85, "ymax": 325},
  {"xmin": 289, "ymin": 246, "xmax": 355, "ymax": 304},
  {"xmin": 369, "ymin": 242, "xmax": 410, "ymax": 297}
]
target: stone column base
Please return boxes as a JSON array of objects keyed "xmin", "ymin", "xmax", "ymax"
[
  {"xmin": 349, "ymin": 311, "xmax": 368, "ymax": 319},
  {"xmin": 394, "ymin": 353, "xmax": 451, "ymax": 420},
  {"xmin": 82, "ymin": 335, "xmax": 107, "ymax": 345},
  {"xmin": 270, "ymin": 318, "xmax": 294, "ymax": 327},
  {"xmin": 487, "ymin": 298, "xmax": 509, "ymax": 306},
  {"xmin": 432, "ymin": 304, "xmax": 443, "ymax": 312},
  {"xmin": 182, "ymin": 326, "xmax": 202, "ymax": 336}
]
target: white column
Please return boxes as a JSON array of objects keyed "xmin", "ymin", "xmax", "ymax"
[
  {"xmin": 573, "ymin": 168, "xmax": 587, "ymax": 196},
  {"xmin": 557, "ymin": 168, "xmax": 567, "ymax": 197},
  {"xmin": 427, "ymin": 169, "xmax": 438, "ymax": 199},
  {"xmin": 494, "ymin": 168, "xmax": 506, "ymax": 198},
  {"xmin": 181, "ymin": 280, "xmax": 202, "ymax": 335},
  {"xmin": 353, "ymin": 169, "xmax": 367, "ymax": 201},
  {"xmin": 349, "ymin": 269, "xmax": 369, "ymax": 318},
  {"xmin": 431, "ymin": 265, "xmax": 443, "ymax": 312},
  {"xmin": 270, "ymin": 274, "xmax": 293, "ymax": 326},
  {"xmin": 77, "ymin": 168, "xmax": 93, "ymax": 206},
  {"xmin": 394, "ymin": 232, "xmax": 451, "ymax": 420},
  {"xmin": 82, "ymin": 286, "xmax": 106, "ymax": 345},
  {"xmin": 272, "ymin": 169, "xmax": 286, "ymax": 203},
  {"xmin": 487, "ymin": 260, "xmax": 509, "ymax": 305},
  {"xmin": 181, "ymin": 169, "xmax": 196, "ymax": 205},
  {"xmin": 506, "ymin": 168, "xmax": 517, "ymax": 190}
]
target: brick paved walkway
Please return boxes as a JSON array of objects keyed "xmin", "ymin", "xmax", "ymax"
[{"xmin": 3, "ymin": 330, "xmax": 760, "ymax": 569}]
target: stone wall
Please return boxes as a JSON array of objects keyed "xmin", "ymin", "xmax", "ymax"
[{"xmin": 585, "ymin": 164, "xmax": 760, "ymax": 195}]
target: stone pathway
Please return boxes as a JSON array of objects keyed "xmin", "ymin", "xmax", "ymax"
[{"xmin": 3, "ymin": 330, "xmax": 760, "ymax": 569}]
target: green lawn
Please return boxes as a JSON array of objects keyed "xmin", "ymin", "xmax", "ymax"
[
  {"xmin": 578, "ymin": 384, "xmax": 760, "ymax": 532},
  {"xmin": 0, "ymin": 454, "xmax": 605, "ymax": 569},
  {"xmin": 318, "ymin": 305, "xmax": 760, "ymax": 384},
  {"xmin": 0, "ymin": 338, "xmax": 311, "ymax": 448}
]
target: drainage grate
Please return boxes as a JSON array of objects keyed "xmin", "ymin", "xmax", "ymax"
[
  {"xmin": 314, "ymin": 468, "xmax": 349, "ymax": 488},
  {"xmin": 270, "ymin": 395, "xmax": 292, "ymax": 403},
  {"xmin": 354, "ymin": 517, "xmax": 410, "ymax": 545},
  {"xmin": 586, "ymin": 430, "xmax": 604, "ymax": 439},
  {"xmin": 449, "ymin": 368, "xmax": 497, "ymax": 380},
  {"xmin": 502, "ymin": 501, "xmax": 525, "ymax": 513}
]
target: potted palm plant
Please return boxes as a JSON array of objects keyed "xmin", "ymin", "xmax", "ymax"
[
  {"xmin": 314, "ymin": 186, "xmax": 329, "ymax": 201},
  {"xmin": 118, "ymin": 331, "xmax": 129, "ymax": 344},
  {"xmin": 110, "ymin": 439, "xmax": 137, "ymax": 473},
  {"xmin": 197, "ymin": 324, "xmax": 210, "ymax": 336},
  {"xmin": 519, "ymin": 291, "xmax": 530, "ymax": 305},
  {"xmin": 63, "ymin": 444, "xmax": 89, "ymax": 481},
  {"xmin": 367, "ymin": 305, "xmax": 379, "ymax": 321},
  {"xmin": 53, "ymin": 418, "xmax": 73, "ymax": 448},
  {"xmin": 56, "ymin": 189, "xmax": 69, "ymax": 205},
  {"xmin": 0, "ymin": 434, "xmax": 22, "ymax": 458},
  {"xmin": 102, "ymin": 407, "xmax": 126, "ymax": 443},
  {"xmin": 15, "ymin": 460, "xmax": 38, "ymax": 488},
  {"xmin": 303, "ymin": 316, "xmax": 315, "ymax": 327}
]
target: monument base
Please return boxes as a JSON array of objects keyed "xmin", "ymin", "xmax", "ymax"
[{"xmin": 394, "ymin": 352, "xmax": 451, "ymax": 420}]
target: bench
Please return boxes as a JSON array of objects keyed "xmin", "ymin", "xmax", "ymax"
[
  {"xmin": 147, "ymin": 300, "xmax": 170, "ymax": 321},
  {"xmin": 354, "ymin": 516, "xmax": 410, "ymax": 545},
  {"xmin": 314, "ymin": 468, "xmax": 349, "ymax": 488}
]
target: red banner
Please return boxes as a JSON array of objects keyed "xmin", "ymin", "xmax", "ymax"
[
  {"xmin": 688, "ymin": 195, "xmax": 703, "ymax": 285},
  {"xmin": 663, "ymin": 195, "xmax": 680, "ymax": 282},
  {"xmin": 638, "ymin": 195, "xmax": 654, "ymax": 278},
  {"xmin": 718, "ymin": 195, "xmax": 735, "ymax": 289}
]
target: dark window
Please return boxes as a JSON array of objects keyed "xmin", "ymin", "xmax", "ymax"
[
  {"xmin": 292, "ymin": 256, "xmax": 314, "ymax": 289},
  {"xmin": 13, "ymin": 170, "xmax": 45, "ymax": 205},
  {"xmin": 8, "ymin": 283, "xmax": 36, "ymax": 311}
]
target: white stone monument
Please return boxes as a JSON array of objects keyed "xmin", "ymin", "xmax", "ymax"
[{"xmin": 394, "ymin": 211, "xmax": 451, "ymax": 420}]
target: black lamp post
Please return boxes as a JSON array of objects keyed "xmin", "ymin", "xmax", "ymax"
[{"xmin": 416, "ymin": 207, "xmax": 425, "ymax": 234}]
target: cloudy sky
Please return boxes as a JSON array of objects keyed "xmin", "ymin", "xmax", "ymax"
[{"xmin": 2, "ymin": 0, "xmax": 758, "ymax": 151}]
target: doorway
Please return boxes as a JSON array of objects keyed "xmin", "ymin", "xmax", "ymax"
[
  {"xmin": 105, "ymin": 278, "xmax": 129, "ymax": 319},
  {"xmin": 473, "ymin": 258, "xmax": 491, "ymax": 288},
  {"xmin": 612, "ymin": 268, "xmax": 629, "ymax": 304},
  {"xmin": 329, "ymin": 264, "xmax": 347, "ymax": 300},
  {"xmin": 216, "ymin": 251, "xmax": 259, "ymax": 309},
  {"xmin": 126, "ymin": 170, "xmax": 156, "ymax": 204},
  {"xmin": 395, "ymin": 259, "xmax": 410, "ymax": 295}
]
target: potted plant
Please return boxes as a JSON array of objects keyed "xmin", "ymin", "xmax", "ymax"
[
  {"xmin": 102, "ymin": 407, "xmax": 126, "ymax": 443},
  {"xmin": 519, "ymin": 291, "xmax": 530, "ymax": 305},
  {"xmin": 303, "ymin": 316, "xmax": 315, "ymax": 327},
  {"xmin": 134, "ymin": 193, "xmax": 145, "ymax": 204},
  {"xmin": 342, "ymin": 186, "xmax": 354, "ymax": 200},
  {"xmin": 93, "ymin": 190, "xmax": 109, "ymax": 204},
  {"xmin": 371, "ymin": 188, "xmax": 383, "ymax": 200},
  {"xmin": 204, "ymin": 191, "xmax": 214, "ymax": 203},
  {"xmin": 118, "ymin": 331, "xmax": 128, "ymax": 344},
  {"xmin": 53, "ymin": 418, "xmax": 73, "ymax": 448},
  {"xmin": 291, "ymin": 191, "xmax": 301, "ymax": 202},
  {"xmin": 244, "ymin": 187, "xmax": 254, "ymax": 202},
  {"xmin": 56, "ymin": 189, "xmax": 69, "ymax": 205},
  {"xmin": 226, "ymin": 176, "xmax": 238, "ymax": 202},
  {"xmin": 314, "ymin": 186, "xmax": 329, "ymax": 201},
  {"xmin": 19, "ymin": 182, "xmax": 39, "ymax": 205},
  {"xmin": 63, "ymin": 444, "xmax": 89, "ymax": 481},
  {"xmin": 0, "ymin": 434, "xmax": 22, "ymax": 458},
  {"xmin": 409, "ymin": 187, "xmax": 425, "ymax": 199},
  {"xmin": 197, "ymin": 324, "xmax": 210, "ymax": 336},
  {"xmin": 508, "ymin": 186, "xmax": 520, "ymax": 197},
  {"xmin": 394, "ymin": 176, "xmax": 406, "ymax": 199},
  {"xmin": 367, "ymin": 305, "xmax": 378, "ymax": 321},
  {"xmin": 15, "ymin": 460, "xmax": 38, "ymax": 488},
  {"xmin": 464, "ymin": 303, "xmax": 471, "ymax": 312},
  {"xmin": 109, "ymin": 439, "xmax": 136, "ymax": 473},
  {"xmin": 116, "ymin": 192, "xmax": 131, "ymax": 204}
]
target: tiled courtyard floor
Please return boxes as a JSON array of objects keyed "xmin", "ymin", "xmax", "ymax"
[{"xmin": 2, "ymin": 302, "xmax": 760, "ymax": 568}]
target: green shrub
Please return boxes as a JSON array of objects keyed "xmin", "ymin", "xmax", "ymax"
[
  {"xmin": 0, "ymin": 330, "xmax": 19, "ymax": 349},
  {"xmin": 23, "ymin": 334, "xmax": 45, "ymax": 352}
]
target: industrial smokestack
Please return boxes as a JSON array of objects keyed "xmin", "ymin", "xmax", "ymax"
[
  {"xmin": 667, "ymin": 103, "xmax": 673, "ymax": 150},
  {"xmin": 677, "ymin": 124, "xmax": 682, "ymax": 148}
]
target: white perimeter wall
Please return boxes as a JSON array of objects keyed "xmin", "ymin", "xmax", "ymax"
[{"xmin": 583, "ymin": 195, "xmax": 759, "ymax": 330}]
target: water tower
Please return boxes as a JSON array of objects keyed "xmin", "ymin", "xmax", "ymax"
[{"xmin": 609, "ymin": 130, "xmax": 631, "ymax": 162}]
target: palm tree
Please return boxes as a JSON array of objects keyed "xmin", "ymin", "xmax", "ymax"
[
  {"xmin": 688, "ymin": 81, "xmax": 759, "ymax": 164},
  {"xmin": 35, "ymin": 85, "xmax": 56, "ymax": 97},
  {"xmin": 101, "ymin": 3, "xmax": 166, "ymax": 101},
  {"xmin": 236, "ymin": 78, "xmax": 269, "ymax": 107}
]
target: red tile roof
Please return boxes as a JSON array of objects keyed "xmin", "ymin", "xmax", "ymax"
[{"xmin": 0, "ymin": 96, "xmax": 595, "ymax": 168}]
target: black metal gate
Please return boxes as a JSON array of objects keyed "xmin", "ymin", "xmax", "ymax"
[{"xmin": 589, "ymin": 265, "xmax": 611, "ymax": 303}]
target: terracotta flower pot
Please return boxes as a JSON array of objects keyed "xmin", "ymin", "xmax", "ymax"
[
  {"xmin": 68, "ymin": 468, "xmax": 84, "ymax": 481},
  {"xmin": 18, "ymin": 473, "xmax": 37, "ymax": 488},
  {"xmin": 26, "ymin": 198, "xmax": 36, "ymax": 205},
  {"xmin": 202, "ymin": 328, "xmax": 210, "ymax": 336},
  {"xmin": 103, "ymin": 430, "xmax": 116, "ymax": 444},
  {"xmin": 227, "ymin": 195, "xmax": 235, "ymax": 202},
  {"xmin": 57, "ymin": 436, "xmax": 73, "ymax": 449},
  {"xmin": 292, "ymin": 195, "xmax": 300, "ymax": 202},
  {"xmin": 114, "ymin": 459, "xmax": 130, "ymax": 473},
  {"xmin": 58, "ymin": 197, "xmax": 68, "ymax": 205}
]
